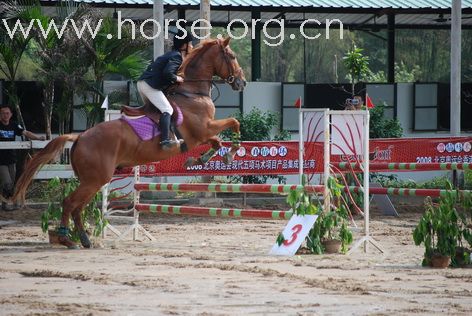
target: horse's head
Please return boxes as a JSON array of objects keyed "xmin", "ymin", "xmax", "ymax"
[
  {"xmin": 213, "ymin": 37, "xmax": 246, "ymax": 91},
  {"xmin": 179, "ymin": 38, "xmax": 247, "ymax": 91}
]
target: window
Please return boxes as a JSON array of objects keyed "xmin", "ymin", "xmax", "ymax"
[
  {"xmin": 281, "ymin": 83, "xmax": 304, "ymax": 132},
  {"xmin": 413, "ymin": 83, "xmax": 438, "ymax": 131},
  {"xmin": 213, "ymin": 83, "xmax": 242, "ymax": 119}
]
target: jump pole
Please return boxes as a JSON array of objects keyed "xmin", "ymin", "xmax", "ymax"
[
  {"xmin": 135, "ymin": 183, "xmax": 472, "ymax": 198},
  {"xmin": 136, "ymin": 204, "xmax": 293, "ymax": 220},
  {"xmin": 134, "ymin": 183, "xmax": 324, "ymax": 194},
  {"xmin": 335, "ymin": 162, "xmax": 472, "ymax": 171}
]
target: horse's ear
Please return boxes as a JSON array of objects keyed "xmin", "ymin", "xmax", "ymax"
[{"xmin": 223, "ymin": 37, "xmax": 231, "ymax": 47}]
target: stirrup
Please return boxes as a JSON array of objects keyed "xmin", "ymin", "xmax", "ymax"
[{"xmin": 160, "ymin": 139, "xmax": 181, "ymax": 150}]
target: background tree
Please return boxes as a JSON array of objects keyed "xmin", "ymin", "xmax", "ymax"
[
  {"xmin": 221, "ymin": 108, "xmax": 290, "ymax": 184},
  {"xmin": 0, "ymin": 0, "xmax": 40, "ymax": 129},
  {"xmin": 28, "ymin": 1, "xmax": 99, "ymax": 136},
  {"xmin": 369, "ymin": 103, "xmax": 403, "ymax": 138},
  {"xmin": 80, "ymin": 16, "xmax": 147, "ymax": 128},
  {"xmin": 343, "ymin": 46, "xmax": 370, "ymax": 96}
]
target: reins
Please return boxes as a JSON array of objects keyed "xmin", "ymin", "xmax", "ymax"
[
  {"xmin": 167, "ymin": 81, "xmax": 221, "ymax": 103},
  {"xmin": 173, "ymin": 40, "xmax": 241, "ymax": 102}
]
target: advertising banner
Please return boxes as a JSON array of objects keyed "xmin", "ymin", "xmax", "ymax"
[{"xmin": 115, "ymin": 137, "xmax": 472, "ymax": 176}]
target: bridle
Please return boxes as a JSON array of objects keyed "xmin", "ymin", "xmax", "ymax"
[
  {"xmin": 170, "ymin": 40, "xmax": 243, "ymax": 101},
  {"xmin": 180, "ymin": 40, "xmax": 242, "ymax": 85},
  {"xmin": 216, "ymin": 42, "xmax": 243, "ymax": 85}
]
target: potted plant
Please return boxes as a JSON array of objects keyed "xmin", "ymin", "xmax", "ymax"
[
  {"xmin": 40, "ymin": 177, "xmax": 107, "ymax": 245},
  {"xmin": 454, "ymin": 193, "xmax": 472, "ymax": 266},
  {"xmin": 303, "ymin": 177, "xmax": 353, "ymax": 254},
  {"xmin": 413, "ymin": 187, "xmax": 461, "ymax": 268},
  {"xmin": 277, "ymin": 176, "xmax": 353, "ymax": 255},
  {"xmin": 41, "ymin": 177, "xmax": 72, "ymax": 244},
  {"xmin": 276, "ymin": 176, "xmax": 321, "ymax": 250}
]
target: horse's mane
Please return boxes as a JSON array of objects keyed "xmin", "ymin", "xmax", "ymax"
[{"xmin": 179, "ymin": 38, "xmax": 219, "ymax": 75}]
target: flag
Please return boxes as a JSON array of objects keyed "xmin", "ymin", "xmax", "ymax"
[
  {"xmin": 294, "ymin": 96, "xmax": 302, "ymax": 108},
  {"xmin": 366, "ymin": 94, "xmax": 375, "ymax": 108},
  {"xmin": 101, "ymin": 95, "xmax": 109, "ymax": 109}
]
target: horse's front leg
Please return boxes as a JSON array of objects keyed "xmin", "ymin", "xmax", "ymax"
[
  {"xmin": 184, "ymin": 136, "xmax": 222, "ymax": 168},
  {"xmin": 206, "ymin": 118, "xmax": 240, "ymax": 164}
]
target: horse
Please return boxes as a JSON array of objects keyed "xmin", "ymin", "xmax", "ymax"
[{"xmin": 13, "ymin": 37, "xmax": 246, "ymax": 249}]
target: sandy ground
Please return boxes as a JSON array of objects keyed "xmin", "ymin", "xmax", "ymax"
[{"xmin": 0, "ymin": 200, "xmax": 472, "ymax": 316}]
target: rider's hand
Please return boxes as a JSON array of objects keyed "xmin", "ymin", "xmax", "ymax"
[{"xmin": 176, "ymin": 76, "xmax": 184, "ymax": 83}]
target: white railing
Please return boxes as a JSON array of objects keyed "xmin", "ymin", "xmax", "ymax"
[{"xmin": 0, "ymin": 140, "xmax": 74, "ymax": 179}]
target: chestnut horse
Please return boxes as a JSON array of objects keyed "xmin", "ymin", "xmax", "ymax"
[{"xmin": 13, "ymin": 37, "xmax": 246, "ymax": 248}]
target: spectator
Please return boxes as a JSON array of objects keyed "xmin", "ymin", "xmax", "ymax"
[
  {"xmin": 0, "ymin": 105, "xmax": 45, "ymax": 211},
  {"xmin": 344, "ymin": 96, "xmax": 364, "ymax": 110}
]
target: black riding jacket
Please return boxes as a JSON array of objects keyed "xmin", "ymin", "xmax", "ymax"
[{"xmin": 139, "ymin": 50, "xmax": 183, "ymax": 90}]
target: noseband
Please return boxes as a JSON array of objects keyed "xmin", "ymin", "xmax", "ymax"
[{"xmin": 218, "ymin": 42, "xmax": 242, "ymax": 85}]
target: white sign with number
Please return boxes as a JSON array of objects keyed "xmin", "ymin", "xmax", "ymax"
[{"xmin": 269, "ymin": 214, "xmax": 318, "ymax": 256}]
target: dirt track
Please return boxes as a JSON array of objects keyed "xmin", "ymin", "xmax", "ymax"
[{"xmin": 1, "ymin": 204, "xmax": 472, "ymax": 315}]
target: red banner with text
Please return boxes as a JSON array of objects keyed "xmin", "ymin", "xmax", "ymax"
[{"xmin": 116, "ymin": 137, "xmax": 472, "ymax": 176}]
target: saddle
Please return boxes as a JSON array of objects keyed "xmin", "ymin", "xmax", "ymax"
[
  {"xmin": 121, "ymin": 103, "xmax": 161, "ymax": 126},
  {"xmin": 121, "ymin": 101, "xmax": 186, "ymax": 151}
]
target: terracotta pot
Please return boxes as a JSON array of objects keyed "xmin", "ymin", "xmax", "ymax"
[
  {"xmin": 48, "ymin": 230, "xmax": 60, "ymax": 244},
  {"xmin": 455, "ymin": 247, "xmax": 471, "ymax": 267},
  {"xmin": 322, "ymin": 239, "xmax": 342, "ymax": 254},
  {"xmin": 430, "ymin": 254, "xmax": 451, "ymax": 268}
]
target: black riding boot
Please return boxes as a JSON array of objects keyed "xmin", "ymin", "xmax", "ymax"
[{"xmin": 159, "ymin": 112, "xmax": 179, "ymax": 150}]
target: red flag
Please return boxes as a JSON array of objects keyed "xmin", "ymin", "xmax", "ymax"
[
  {"xmin": 366, "ymin": 94, "xmax": 375, "ymax": 108},
  {"xmin": 294, "ymin": 96, "xmax": 302, "ymax": 108}
]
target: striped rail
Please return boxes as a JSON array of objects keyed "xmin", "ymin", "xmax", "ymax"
[
  {"xmin": 334, "ymin": 162, "xmax": 472, "ymax": 171},
  {"xmin": 135, "ymin": 183, "xmax": 472, "ymax": 198},
  {"xmin": 135, "ymin": 204, "xmax": 293, "ymax": 220},
  {"xmin": 351, "ymin": 187, "xmax": 472, "ymax": 198},
  {"xmin": 134, "ymin": 183, "xmax": 324, "ymax": 194}
]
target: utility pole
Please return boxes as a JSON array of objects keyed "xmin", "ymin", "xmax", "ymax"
[
  {"xmin": 200, "ymin": 0, "xmax": 211, "ymax": 39},
  {"xmin": 153, "ymin": 0, "xmax": 164, "ymax": 59},
  {"xmin": 451, "ymin": 0, "xmax": 462, "ymax": 136}
]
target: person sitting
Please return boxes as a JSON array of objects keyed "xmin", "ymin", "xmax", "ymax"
[
  {"xmin": 344, "ymin": 96, "xmax": 364, "ymax": 110},
  {"xmin": 137, "ymin": 30, "xmax": 194, "ymax": 150},
  {"xmin": 0, "ymin": 105, "xmax": 45, "ymax": 211}
]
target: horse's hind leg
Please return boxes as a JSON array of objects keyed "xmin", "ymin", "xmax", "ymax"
[
  {"xmin": 184, "ymin": 136, "xmax": 222, "ymax": 168},
  {"xmin": 71, "ymin": 186, "xmax": 102, "ymax": 248},
  {"xmin": 206, "ymin": 119, "xmax": 240, "ymax": 164},
  {"xmin": 59, "ymin": 183, "xmax": 102, "ymax": 249}
]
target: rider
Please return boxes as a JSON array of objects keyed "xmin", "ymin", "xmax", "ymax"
[{"xmin": 137, "ymin": 29, "xmax": 194, "ymax": 150}]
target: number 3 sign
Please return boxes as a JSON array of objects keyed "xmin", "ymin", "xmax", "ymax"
[{"xmin": 269, "ymin": 214, "xmax": 318, "ymax": 256}]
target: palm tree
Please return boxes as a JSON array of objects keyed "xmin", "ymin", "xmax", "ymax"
[
  {"xmin": 0, "ymin": 0, "xmax": 41, "ymax": 129},
  {"xmin": 80, "ymin": 16, "xmax": 148, "ymax": 128},
  {"xmin": 3, "ymin": 0, "xmax": 148, "ymax": 135},
  {"xmin": 32, "ymin": 1, "xmax": 99, "ymax": 136}
]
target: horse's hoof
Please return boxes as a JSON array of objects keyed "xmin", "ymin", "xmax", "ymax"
[
  {"xmin": 184, "ymin": 157, "xmax": 195, "ymax": 168},
  {"xmin": 79, "ymin": 231, "xmax": 91, "ymax": 248},
  {"xmin": 223, "ymin": 153, "xmax": 234, "ymax": 165},
  {"xmin": 58, "ymin": 236, "xmax": 80, "ymax": 249}
]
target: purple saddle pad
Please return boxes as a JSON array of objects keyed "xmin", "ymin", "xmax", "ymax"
[
  {"xmin": 121, "ymin": 116, "xmax": 159, "ymax": 141},
  {"xmin": 120, "ymin": 107, "xmax": 184, "ymax": 141}
]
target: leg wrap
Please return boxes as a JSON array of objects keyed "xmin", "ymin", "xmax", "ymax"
[
  {"xmin": 200, "ymin": 148, "xmax": 217, "ymax": 164},
  {"xmin": 231, "ymin": 132, "xmax": 241, "ymax": 148},
  {"xmin": 57, "ymin": 226, "xmax": 69, "ymax": 236}
]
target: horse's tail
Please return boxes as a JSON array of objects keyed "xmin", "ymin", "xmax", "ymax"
[{"xmin": 13, "ymin": 134, "xmax": 79, "ymax": 204}]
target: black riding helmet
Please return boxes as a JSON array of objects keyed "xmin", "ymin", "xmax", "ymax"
[{"xmin": 173, "ymin": 30, "xmax": 194, "ymax": 51}]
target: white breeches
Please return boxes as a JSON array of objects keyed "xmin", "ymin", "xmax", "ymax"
[{"xmin": 137, "ymin": 80, "xmax": 173, "ymax": 115}]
